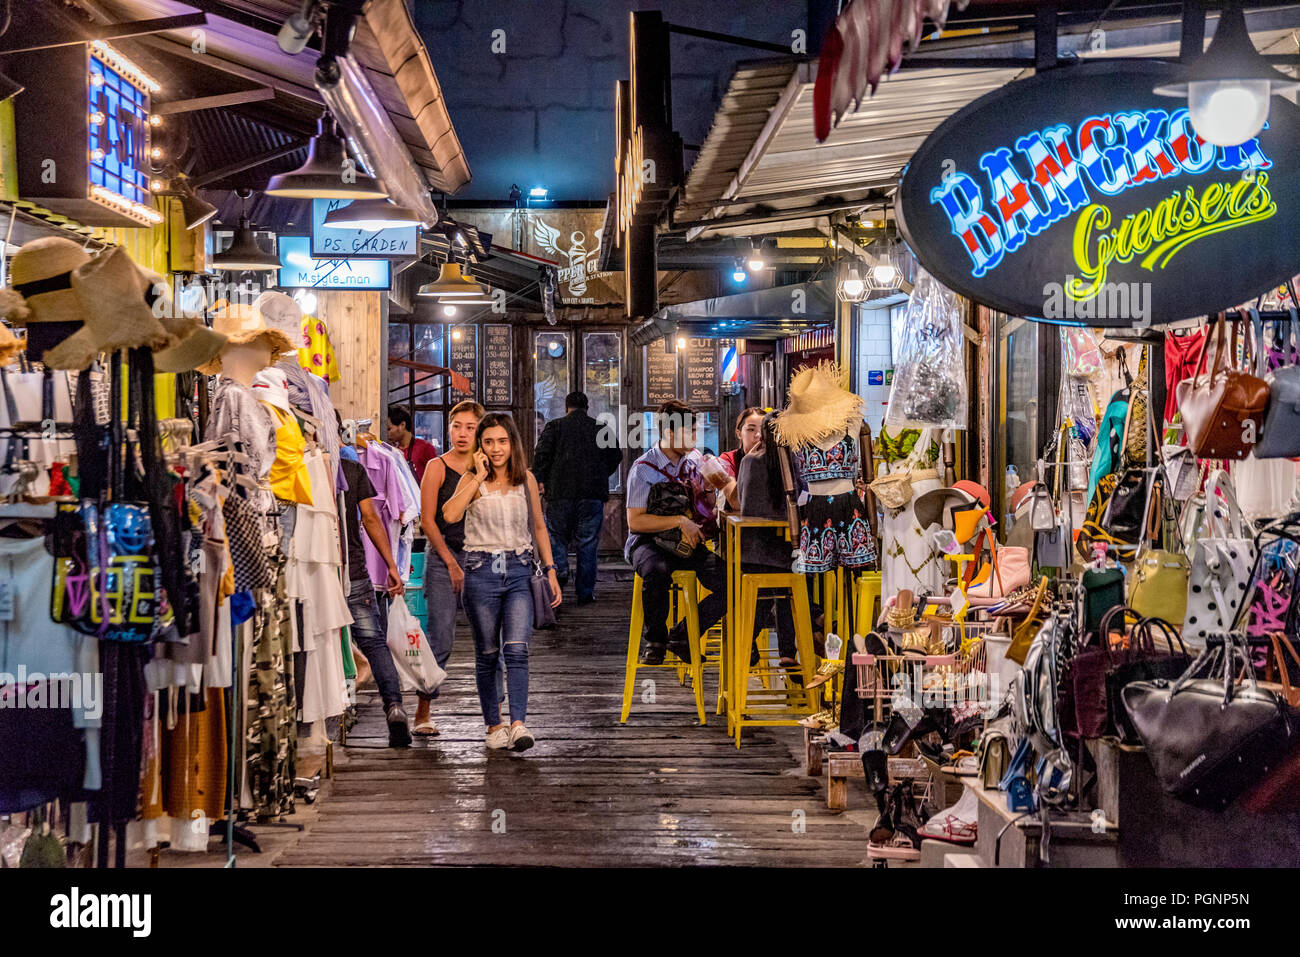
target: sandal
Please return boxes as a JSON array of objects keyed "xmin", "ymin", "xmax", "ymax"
[
  {"xmin": 804, "ymin": 658, "xmax": 842, "ymax": 690},
  {"xmin": 413, "ymin": 721, "xmax": 439, "ymax": 737}
]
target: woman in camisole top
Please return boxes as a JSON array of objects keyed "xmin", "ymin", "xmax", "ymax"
[{"xmin": 443, "ymin": 412, "xmax": 561, "ymax": 753}]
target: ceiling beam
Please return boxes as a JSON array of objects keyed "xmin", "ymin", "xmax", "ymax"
[
  {"xmin": 132, "ymin": 33, "xmax": 322, "ymax": 104},
  {"xmin": 190, "ymin": 137, "xmax": 311, "ymax": 188},
  {"xmin": 155, "ymin": 87, "xmax": 276, "ymax": 114},
  {"xmin": 0, "ymin": 12, "xmax": 207, "ymax": 54}
]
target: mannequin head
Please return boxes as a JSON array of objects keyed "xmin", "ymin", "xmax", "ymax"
[{"xmin": 218, "ymin": 340, "xmax": 275, "ymax": 387}]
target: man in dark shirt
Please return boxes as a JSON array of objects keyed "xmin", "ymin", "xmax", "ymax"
[
  {"xmin": 341, "ymin": 456, "xmax": 411, "ymax": 747},
  {"xmin": 387, "ymin": 404, "xmax": 438, "ymax": 483},
  {"xmin": 532, "ymin": 391, "xmax": 623, "ymax": 604}
]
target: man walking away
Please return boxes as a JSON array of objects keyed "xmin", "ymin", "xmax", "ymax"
[
  {"xmin": 532, "ymin": 391, "xmax": 622, "ymax": 605},
  {"xmin": 388, "ymin": 404, "xmax": 438, "ymax": 484}
]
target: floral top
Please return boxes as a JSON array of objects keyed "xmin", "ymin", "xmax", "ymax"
[
  {"xmin": 298, "ymin": 313, "xmax": 339, "ymax": 383},
  {"xmin": 793, "ymin": 434, "xmax": 859, "ymax": 483}
]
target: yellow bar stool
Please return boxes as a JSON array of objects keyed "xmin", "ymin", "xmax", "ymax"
[
  {"xmin": 723, "ymin": 516, "xmax": 790, "ymax": 729},
  {"xmin": 854, "ymin": 571, "xmax": 884, "ymax": 638},
  {"xmin": 732, "ymin": 569, "xmax": 816, "ymax": 747},
  {"xmin": 620, "ymin": 571, "xmax": 707, "ymax": 725}
]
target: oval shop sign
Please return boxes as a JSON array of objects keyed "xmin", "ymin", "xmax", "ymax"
[{"xmin": 896, "ymin": 60, "xmax": 1300, "ymax": 326}]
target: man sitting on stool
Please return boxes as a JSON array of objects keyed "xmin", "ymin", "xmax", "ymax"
[{"xmin": 625, "ymin": 399, "xmax": 728, "ymax": 665}]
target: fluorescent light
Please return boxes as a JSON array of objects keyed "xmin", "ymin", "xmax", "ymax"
[{"xmin": 529, "ymin": 187, "xmax": 548, "ymax": 199}]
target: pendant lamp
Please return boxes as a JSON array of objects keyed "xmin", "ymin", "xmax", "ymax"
[
  {"xmin": 265, "ymin": 117, "xmax": 387, "ymax": 199},
  {"xmin": 322, "ymin": 195, "xmax": 421, "ymax": 230},
  {"xmin": 213, "ymin": 192, "xmax": 279, "ymax": 271},
  {"xmin": 418, "ymin": 262, "xmax": 489, "ymax": 300}
]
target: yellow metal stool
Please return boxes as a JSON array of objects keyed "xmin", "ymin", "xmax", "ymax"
[
  {"xmin": 732, "ymin": 572, "xmax": 816, "ymax": 747},
  {"xmin": 854, "ymin": 571, "xmax": 884, "ymax": 637},
  {"xmin": 621, "ymin": 571, "xmax": 707, "ymax": 725}
]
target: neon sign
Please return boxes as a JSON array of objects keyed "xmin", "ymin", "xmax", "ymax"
[
  {"xmin": 87, "ymin": 43, "xmax": 161, "ymax": 226},
  {"xmin": 897, "ymin": 61, "xmax": 1300, "ymax": 326}
]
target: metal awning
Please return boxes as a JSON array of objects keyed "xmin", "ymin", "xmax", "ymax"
[
  {"xmin": 631, "ymin": 279, "xmax": 846, "ymax": 345},
  {"xmin": 673, "ymin": 8, "xmax": 1300, "ymax": 241}
]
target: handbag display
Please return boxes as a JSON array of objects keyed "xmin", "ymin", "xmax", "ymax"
[
  {"xmin": 1233, "ymin": 451, "xmax": 1294, "ymax": 522},
  {"xmin": 1028, "ymin": 482, "xmax": 1056, "ymax": 531},
  {"xmin": 963, "ymin": 529, "xmax": 1031, "ymax": 600},
  {"xmin": 1070, "ymin": 604, "xmax": 1137, "ymax": 740},
  {"xmin": 1162, "ymin": 444, "xmax": 1199, "ymax": 502},
  {"xmin": 1109, "ymin": 617, "xmax": 1194, "ymax": 745},
  {"xmin": 1184, "ymin": 469, "xmax": 1256, "ymax": 648},
  {"xmin": 1128, "ymin": 476, "xmax": 1189, "ymax": 626},
  {"xmin": 1254, "ymin": 283, "xmax": 1300, "ymax": 458},
  {"xmin": 1034, "ymin": 521, "xmax": 1072, "ymax": 569},
  {"xmin": 1099, "ymin": 467, "xmax": 1148, "ymax": 548},
  {"xmin": 1177, "ymin": 313, "xmax": 1270, "ymax": 460},
  {"xmin": 1122, "ymin": 632, "xmax": 1292, "ymax": 809}
]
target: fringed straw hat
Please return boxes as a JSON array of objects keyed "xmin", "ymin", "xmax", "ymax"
[{"xmin": 773, "ymin": 360, "xmax": 864, "ymax": 448}]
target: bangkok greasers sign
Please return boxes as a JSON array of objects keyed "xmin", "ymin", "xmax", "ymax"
[{"xmin": 897, "ymin": 61, "xmax": 1300, "ymax": 325}]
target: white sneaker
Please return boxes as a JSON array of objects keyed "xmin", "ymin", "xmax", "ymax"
[
  {"xmin": 508, "ymin": 723, "xmax": 535, "ymax": 752},
  {"xmin": 485, "ymin": 726, "xmax": 510, "ymax": 749}
]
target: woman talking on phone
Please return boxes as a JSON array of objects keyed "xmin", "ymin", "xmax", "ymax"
[{"xmin": 443, "ymin": 412, "xmax": 562, "ymax": 752}]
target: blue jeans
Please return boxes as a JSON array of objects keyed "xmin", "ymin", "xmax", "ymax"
[
  {"xmin": 422, "ymin": 547, "xmax": 505, "ymax": 703},
  {"xmin": 347, "ymin": 577, "xmax": 403, "ymax": 710},
  {"xmin": 545, "ymin": 498, "xmax": 604, "ymax": 601},
  {"xmin": 462, "ymin": 549, "xmax": 535, "ymax": 727}
]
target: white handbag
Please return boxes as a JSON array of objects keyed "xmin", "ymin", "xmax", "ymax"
[
  {"xmin": 1184, "ymin": 469, "xmax": 1256, "ymax": 649},
  {"xmin": 1233, "ymin": 452, "xmax": 1295, "ymax": 521}
]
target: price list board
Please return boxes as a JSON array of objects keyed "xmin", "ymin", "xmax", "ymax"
[
  {"xmin": 684, "ymin": 338, "xmax": 718, "ymax": 406},
  {"xmin": 449, "ymin": 326, "xmax": 477, "ymax": 400},
  {"xmin": 644, "ymin": 344, "xmax": 678, "ymax": 406},
  {"xmin": 483, "ymin": 324, "xmax": 513, "ymax": 407}
]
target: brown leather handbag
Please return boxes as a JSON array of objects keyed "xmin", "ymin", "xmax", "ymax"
[{"xmin": 1176, "ymin": 313, "xmax": 1270, "ymax": 460}]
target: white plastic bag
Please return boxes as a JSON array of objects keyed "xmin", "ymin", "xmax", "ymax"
[
  {"xmin": 386, "ymin": 595, "xmax": 446, "ymax": 696},
  {"xmin": 885, "ymin": 268, "xmax": 968, "ymax": 430}
]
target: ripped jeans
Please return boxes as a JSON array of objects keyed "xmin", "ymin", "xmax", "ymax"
[{"xmin": 461, "ymin": 549, "xmax": 535, "ymax": 727}]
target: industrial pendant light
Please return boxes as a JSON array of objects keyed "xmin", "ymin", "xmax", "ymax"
[
  {"xmin": 265, "ymin": 116, "xmax": 387, "ymax": 199},
  {"xmin": 322, "ymin": 194, "xmax": 421, "ymax": 230},
  {"xmin": 418, "ymin": 261, "xmax": 489, "ymax": 300},
  {"xmin": 178, "ymin": 187, "xmax": 219, "ymax": 230},
  {"xmin": 213, "ymin": 192, "xmax": 280, "ymax": 272},
  {"xmin": 1154, "ymin": 3, "xmax": 1300, "ymax": 147},
  {"xmin": 836, "ymin": 260, "xmax": 867, "ymax": 303}
]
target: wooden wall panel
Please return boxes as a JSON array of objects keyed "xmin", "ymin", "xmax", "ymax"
[{"xmin": 318, "ymin": 290, "xmax": 384, "ymax": 427}]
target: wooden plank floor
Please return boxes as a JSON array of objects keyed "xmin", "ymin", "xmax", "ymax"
[{"xmin": 277, "ymin": 577, "xmax": 871, "ymax": 867}]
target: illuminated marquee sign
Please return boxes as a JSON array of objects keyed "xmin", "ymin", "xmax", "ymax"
[
  {"xmin": 897, "ymin": 61, "xmax": 1300, "ymax": 325},
  {"xmin": 87, "ymin": 42, "xmax": 162, "ymax": 226},
  {"xmin": 277, "ymin": 236, "xmax": 390, "ymax": 290}
]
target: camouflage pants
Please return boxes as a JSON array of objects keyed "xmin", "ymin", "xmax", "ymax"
[{"xmin": 245, "ymin": 571, "xmax": 296, "ymax": 820}]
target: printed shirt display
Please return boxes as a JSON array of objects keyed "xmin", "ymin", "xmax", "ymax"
[{"xmin": 299, "ymin": 314, "xmax": 339, "ymax": 383}]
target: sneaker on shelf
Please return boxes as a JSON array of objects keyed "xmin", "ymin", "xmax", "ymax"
[
  {"xmin": 386, "ymin": 704, "xmax": 412, "ymax": 748},
  {"xmin": 508, "ymin": 723, "xmax": 535, "ymax": 752},
  {"xmin": 485, "ymin": 725, "xmax": 511, "ymax": 749}
]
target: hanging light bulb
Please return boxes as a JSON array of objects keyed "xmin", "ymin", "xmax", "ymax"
[
  {"xmin": 837, "ymin": 261, "xmax": 867, "ymax": 302},
  {"xmin": 731, "ymin": 260, "xmax": 747, "ymax": 283},
  {"xmin": 746, "ymin": 238, "xmax": 767, "ymax": 272},
  {"xmin": 442, "ymin": 303, "xmax": 458, "ymax": 317},
  {"xmin": 1154, "ymin": 4, "xmax": 1300, "ymax": 147}
]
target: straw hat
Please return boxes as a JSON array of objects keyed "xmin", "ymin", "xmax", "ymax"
[
  {"xmin": 252, "ymin": 291, "xmax": 304, "ymax": 354},
  {"xmin": 8, "ymin": 236, "xmax": 92, "ymax": 327},
  {"xmin": 42, "ymin": 246, "xmax": 171, "ymax": 370},
  {"xmin": 135, "ymin": 267, "xmax": 228, "ymax": 374},
  {"xmin": 773, "ymin": 361, "xmax": 864, "ymax": 448},
  {"xmin": 0, "ymin": 291, "xmax": 28, "ymax": 366},
  {"xmin": 196, "ymin": 301, "xmax": 295, "ymax": 376}
]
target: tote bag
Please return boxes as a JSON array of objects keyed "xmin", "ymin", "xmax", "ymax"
[
  {"xmin": 387, "ymin": 595, "xmax": 446, "ymax": 696},
  {"xmin": 1184, "ymin": 470, "xmax": 1256, "ymax": 649}
]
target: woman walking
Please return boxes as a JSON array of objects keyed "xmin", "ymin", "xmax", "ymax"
[
  {"xmin": 443, "ymin": 413, "xmax": 562, "ymax": 751},
  {"xmin": 416, "ymin": 400, "xmax": 487, "ymax": 736}
]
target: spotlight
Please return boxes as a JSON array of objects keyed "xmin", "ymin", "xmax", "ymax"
[
  {"xmin": 529, "ymin": 187, "xmax": 548, "ymax": 199},
  {"xmin": 294, "ymin": 289, "xmax": 318, "ymax": 314},
  {"xmin": 277, "ymin": 0, "xmax": 317, "ymax": 55},
  {"xmin": 451, "ymin": 329, "xmax": 463, "ymax": 341},
  {"xmin": 443, "ymin": 304, "xmax": 458, "ymax": 317},
  {"xmin": 149, "ymin": 114, "xmax": 163, "ymax": 127}
]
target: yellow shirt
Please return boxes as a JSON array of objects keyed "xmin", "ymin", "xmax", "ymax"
[
  {"xmin": 299, "ymin": 314, "xmax": 339, "ymax": 383},
  {"xmin": 262, "ymin": 404, "xmax": 314, "ymax": 506}
]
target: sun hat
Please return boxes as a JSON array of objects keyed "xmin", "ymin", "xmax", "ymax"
[
  {"xmin": 7, "ymin": 236, "xmax": 91, "ymax": 327},
  {"xmin": 41, "ymin": 246, "xmax": 171, "ymax": 370},
  {"xmin": 252, "ymin": 291, "xmax": 304, "ymax": 355},
  {"xmin": 134, "ymin": 266, "xmax": 228, "ymax": 374},
  {"xmin": 251, "ymin": 366, "xmax": 293, "ymax": 414},
  {"xmin": 913, "ymin": 485, "xmax": 977, "ymax": 531},
  {"xmin": 773, "ymin": 360, "xmax": 865, "ymax": 448},
  {"xmin": 195, "ymin": 300, "xmax": 295, "ymax": 375},
  {"xmin": 0, "ymin": 291, "xmax": 29, "ymax": 366}
]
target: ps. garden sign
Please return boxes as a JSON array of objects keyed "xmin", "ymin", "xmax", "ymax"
[{"xmin": 897, "ymin": 60, "xmax": 1300, "ymax": 325}]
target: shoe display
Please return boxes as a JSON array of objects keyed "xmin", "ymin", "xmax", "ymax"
[{"xmin": 918, "ymin": 787, "xmax": 979, "ymax": 845}]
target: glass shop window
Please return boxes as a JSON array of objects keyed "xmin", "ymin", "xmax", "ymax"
[
  {"xmin": 584, "ymin": 332, "xmax": 622, "ymax": 492},
  {"xmin": 534, "ymin": 331, "xmax": 571, "ymax": 427}
]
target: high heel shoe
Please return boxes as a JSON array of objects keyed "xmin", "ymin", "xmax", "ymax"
[{"xmin": 881, "ymin": 710, "xmax": 937, "ymax": 755}]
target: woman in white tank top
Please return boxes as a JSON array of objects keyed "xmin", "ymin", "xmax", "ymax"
[{"xmin": 443, "ymin": 412, "xmax": 561, "ymax": 752}]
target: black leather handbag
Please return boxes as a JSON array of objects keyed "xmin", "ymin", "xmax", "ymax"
[
  {"xmin": 1106, "ymin": 616, "xmax": 1193, "ymax": 745},
  {"xmin": 1099, "ymin": 467, "xmax": 1149, "ymax": 547},
  {"xmin": 1122, "ymin": 632, "xmax": 1292, "ymax": 809}
]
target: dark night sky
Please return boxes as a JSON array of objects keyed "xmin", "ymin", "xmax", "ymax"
[{"xmin": 414, "ymin": 1, "xmax": 821, "ymax": 202}]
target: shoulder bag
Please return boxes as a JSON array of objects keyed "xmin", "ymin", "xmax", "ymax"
[
  {"xmin": 1254, "ymin": 282, "xmax": 1300, "ymax": 459},
  {"xmin": 1177, "ymin": 312, "xmax": 1270, "ymax": 460},
  {"xmin": 1122, "ymin": 631, "xmax": 1292, "ymax": 809},
  {"xmin": 1108, "ymin": 616, "xmax": 1193, "ymax": 745},
  {"xmin": 523, "ymin": 479, "xmax": 558, "ymax": 629},
  {"xmin": 1129, "ymin": 474, "xmax": 1190, "ymax": 626},
  {"xmin": 1184, "ymin": 469, "xmax": 1256, "ymax": 648}
]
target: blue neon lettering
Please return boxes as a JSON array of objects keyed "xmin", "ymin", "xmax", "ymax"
[{"xmin": 930, "ymin": 173, "xmax": 1005, "ymax": 277}]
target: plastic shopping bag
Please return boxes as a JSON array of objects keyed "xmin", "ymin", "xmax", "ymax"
[
  {"xmin": 386, "ymin": 595, "xmax": 446, "ymax": 696},
  {"xmin": 886, "ymin": 268, "xmax": 969, "ymax": 431}
]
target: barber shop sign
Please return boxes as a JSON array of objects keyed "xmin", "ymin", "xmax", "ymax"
[{"xmin": 897, "ymin": 60, "xmax": 1300, "ymax": 325}]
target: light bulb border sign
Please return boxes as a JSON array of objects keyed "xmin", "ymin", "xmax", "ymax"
[{"xmin": 897, "ymin": 59, "xmax": 1300, "ymax": 326}]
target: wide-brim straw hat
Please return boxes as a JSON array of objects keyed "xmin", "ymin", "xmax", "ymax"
[
  {"xmin": 42, "ymin": 246, "xmax": 171, "ymax": 370},
  {"xmin": 196, "ymin": 301, "xmax": 294, "ymax": 376},
  {"xmin": 7, "ymin": 236, "xmax": 92, "ymax": 328},
  {"xmin": 134, "ymin": 266, "xmax": 228, "ymax": 374},
  {"xmin": 0, "ymin": 291, "xmax": 29, "ymax": 366},
  {"xmin": 773, "ymin": 360, "xmax": 865, "ymax": 448},
  {"xmin": 252, "ymin": 290, "xmax": 304, "ymax": 355}
]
